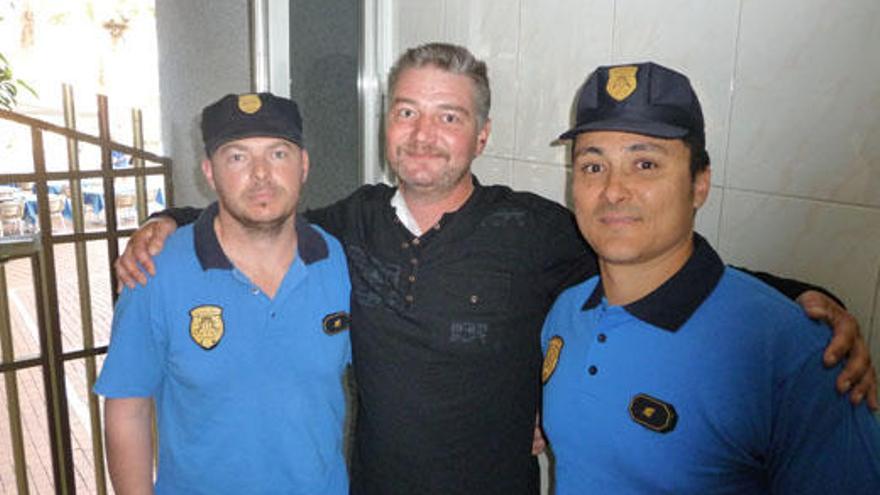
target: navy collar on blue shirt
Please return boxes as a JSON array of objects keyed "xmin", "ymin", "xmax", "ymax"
[
  {"xmin": 193, "ymin": 201, "xmax": 328, "ymax": 270},
  {"xmin": 581, "ymin": 233, "xmax": 724, "ymax": 332}
]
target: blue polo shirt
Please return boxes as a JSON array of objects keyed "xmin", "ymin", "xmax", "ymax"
[
  {"xmin": 95, "ymin": 203, "xmax": 351, "ymax": 495},
  {"xmin": 541, "ymin": 234, "xmax": 880, "ymax": 494}
]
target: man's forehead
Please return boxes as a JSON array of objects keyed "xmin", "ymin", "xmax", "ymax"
[
  {"xmin": 216, "ymin": 136, "xmax": 300, "ymax": 152},
  {"xmin": 573, "ymin": 131, "xmax": 679, "ymax": 153},
  {"xmin": 391, "ymin": 66, "xmax": 476, "ymax": 102}
]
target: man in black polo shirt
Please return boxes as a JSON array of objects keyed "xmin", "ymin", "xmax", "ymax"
[{"xmin": 115, "ymin": 43, "xmax": 875, "ymax": 494}]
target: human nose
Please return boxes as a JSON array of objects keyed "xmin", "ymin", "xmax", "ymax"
[
  {"xmin": 600, "ymin": 168, "xmax": 630, "ymax": 204},
  {"xmin": 250, "ymin": 156, "xmax": 270, "ymax": 180},
  {"xmin": 413, "ymin": 114, "xmax": 435, "ymax": 142}
]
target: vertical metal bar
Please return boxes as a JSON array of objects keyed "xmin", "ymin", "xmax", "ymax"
[
  {"xmin": 64, "ymin": 84, "xmax": 108, "ymax": 495},
  {"xmin": 82, "ymin": 282, "xmax": 106, "ymax": 495},
  {"xmin": 63, "ymin": 84, "xmax": 85, "ymax": 236},
  {"xmin": 266, "ymin": 0, "xmax": 290, "ymax": 97},
  {"xmin": 250, "ymin": 0, "xmax": 270, "ymax": 92},
  {"xmin": 132, "ymin": 108, "xmax": 148, "ymax": 223},
  {"xmin": 31, "ymin": 126, "xmax": 76, "ymax": 495},
  {"xmin": 97, "ymin": 96, "xmax": 120, "ymax": 307},
  {"xmin": 0, "ymin": 262, "xmax": 30, "ymax": 494},
  {"xmin": 359, "ymin": 0, "xmax": 387, "ymax": 185}
]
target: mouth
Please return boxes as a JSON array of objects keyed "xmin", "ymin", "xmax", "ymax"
[
  {"xmin": 398, "ymin": 145, "xmax": 449, "ymax": 161},
  {"xmin": 247, "ymin": 187, "xmax": 278, "ymax": 203},
  {"xmin": 598, "ymin": 214, "xmax": 641, "ymax": 226}
]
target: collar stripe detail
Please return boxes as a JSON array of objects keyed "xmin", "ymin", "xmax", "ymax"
[
  {"xmin": 193, "ymin": 201, "xmax": 328, "ymax": 270},
  {"xmin": 581, "ymin": 234, "xmax": 724, "ymax": 331}
]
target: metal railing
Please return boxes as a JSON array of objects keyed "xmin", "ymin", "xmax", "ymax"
[{"xmin": 0, "ymin": 85, "xmax": 172, "ymax": 494}]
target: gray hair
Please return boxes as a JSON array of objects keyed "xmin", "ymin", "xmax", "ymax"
[{"xmin": 387, "ymin": 42, "xmax": 491, "ymax": 128}]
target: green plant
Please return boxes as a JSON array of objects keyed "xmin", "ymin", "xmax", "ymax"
[{"xmin": 0, "ymin": 52, "xmax": 37, "ymax": 110}]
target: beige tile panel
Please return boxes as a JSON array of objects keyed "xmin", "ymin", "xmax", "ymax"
[
  {"xmin": 394, "ymin": 0, "xmax": 446, "ymax": 55},
  {"xmin": 696, "ymin": 185, "xmax": 724, "ymax": 247},
  {"xmin": 472, "ymin": 154, "xmax": 513, "ymax": 188},
  {"xmin": 719, "ymin": 189, "xmax": 880, "ymax": 330},
  {"xmin": 511, "ymin": 159, "xmax": 569, "ymax": 207},
  {"xmin": 516, "ymin": 0, "xmax": 614, "ymax": 165},
  {"xmin": 728, "ymin": 0, "xmax": 880, "ymax": 206},
  {"xmin": 445, "ymin": 0, "xmax": 521, "ymax": 158}
]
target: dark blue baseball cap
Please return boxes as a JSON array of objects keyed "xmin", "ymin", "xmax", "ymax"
[
  {"xmin": 559, "ymin": 62, "xmax": 705, "ymax": 145},
  {"xmin": 201, "ymin": 92, "xmax": 304, "ymax": 156}
]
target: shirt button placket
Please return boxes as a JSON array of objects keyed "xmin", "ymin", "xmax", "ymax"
[
  {"xmin": 405, "ymin": 237, "xmax": 420, "ymax": 307},
  {"xmin": 588, "ymin": 327, "xmax": 606, "ymax": 378}
]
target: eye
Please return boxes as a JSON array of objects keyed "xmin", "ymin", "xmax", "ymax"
[
  {"xmin": 636, "ymin": 160, "xmax": 657, "ymax": 171},
  {"xmin": 580, "ymin": 162, "xmax": 603, "ymax": 174},
  {"xmin": 272, "ymin": 149, "xmax": 288, "ymax": 159},
  {"xmin": 440, "ymin": 113, "xmax": 459, "ymax": 124},
  {"xmin": 230, "ymin": 152, "xmax": 246, "ymax": 162},
  {"xmin": 396, "ymin": 107, "xmax": 416, "ymax": 119}
]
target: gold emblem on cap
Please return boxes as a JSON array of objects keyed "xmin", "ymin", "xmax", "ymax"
[
  {"xmin": 542, "ymin": 336, "xmax": 564, "ymax": 384},
  {"xmin": 190, "ymin": 305, "xmax": 224, "ymax": 350},
  {"xmin": 237, "ymin": 94, "xmax": 262, "ymax": 114},
  {"xmin": 606, "ymin": 66, "xmax": 639, "ymax": 102}
]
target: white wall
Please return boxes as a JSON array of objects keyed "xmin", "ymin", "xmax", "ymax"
[
  {"xmin": 390, "ymin": 0, "xmax": 880, "ymax": 367},
  {"xmin": 155, "ymin": 0, "xmax": 251, "ymax": 207}
]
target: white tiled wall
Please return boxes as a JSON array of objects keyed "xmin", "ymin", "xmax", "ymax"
[{"xmin": 389, "ymin": 0, "xmax": 880, "ymax": 483}]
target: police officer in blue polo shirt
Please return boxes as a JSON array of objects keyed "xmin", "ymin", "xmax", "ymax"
[
  {"xmin": 542, "ymin": 63, "xmax": 880, "ymax": 493},
  {"xmin": 95, "ymin": 93, "xmax": 351, "ymax": 494}
]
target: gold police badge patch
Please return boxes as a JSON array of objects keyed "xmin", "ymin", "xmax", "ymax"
[
  {"xmin": 606, "ymin": 66, "xmax": 639, "ymax": 101},
  {"xmin": 190, "ymin": 305, "xmax": 224, "ymax": 350},
  {"xmin": 542, "ymin": 336, "xmax": 564, "ymax": 384},
  {"xmin": 629, "ymin": 393, "xmax": 678, "ymax": 433},
  {"xmin": 323, "ymin": 311, "xmax": 350, "ymax": 335},
  {"xmin": 237, "ymin": 94, "xmax": 262, "ymax": 114}
]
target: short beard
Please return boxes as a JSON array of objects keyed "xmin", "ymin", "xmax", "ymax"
[
  {"xmin": 217, "ymin": 196, "xmax": 295, "ymax": 238},
  {"xmin": 391, "ymin": 149, "xmax": 469, "ymax": 196}
]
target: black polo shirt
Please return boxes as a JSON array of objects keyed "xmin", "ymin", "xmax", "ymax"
[{"xmin": 307, "ymin": 179, "xmax": 593, "ymax": 494}]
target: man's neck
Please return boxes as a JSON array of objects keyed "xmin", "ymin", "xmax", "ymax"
[
  {"xmin": 213, "ymin": 212, "xmax": 298, "ymax": 299},
  {"xmin": 599, "ymin": 235, "xmax": 695, "ymax": 306},
  {"xmin": 399, "ymin": 175, "xmax": 475, "ymax": 233}
]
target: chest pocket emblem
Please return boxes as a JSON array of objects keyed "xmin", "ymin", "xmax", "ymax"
[
  {"xmin": 629, "ymin": 393, "xmax": 678, "ymax": 433},
  {"xmin": 190, "ymin": 305, "xmax": 224, "ymax": 350},
  {"xmin": 542, "ymin": 336, "xmax": 564, "ymax": 384},
  {"xmin": 323, "ymin": 311, "xmax": 350, "ymax": 335}
]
